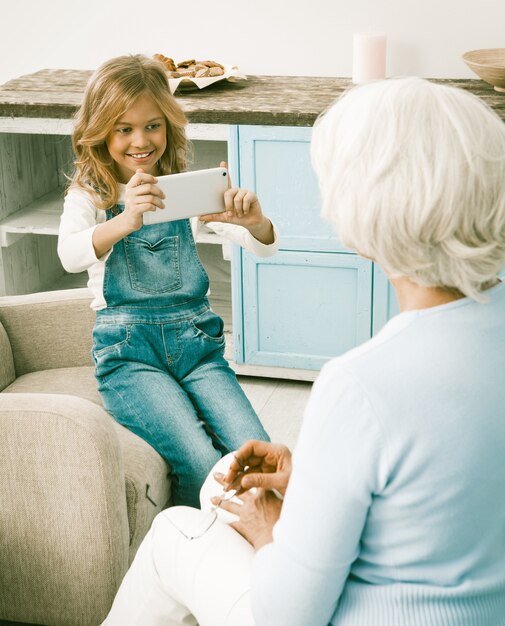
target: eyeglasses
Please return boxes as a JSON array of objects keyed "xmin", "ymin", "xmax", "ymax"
[
  {"xmin": 166, "ymin": 488, "xmax": 240, "ymax": 541},
  {"xmin": 165, "ymin": 421, "xmax": 248, "ymax": 541}
]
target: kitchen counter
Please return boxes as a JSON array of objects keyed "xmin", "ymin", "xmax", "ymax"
[{"xmin": 0, "ymin": 69, "xmax": 504, "ymax": 127}]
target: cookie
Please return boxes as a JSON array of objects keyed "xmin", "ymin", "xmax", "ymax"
[
  {"xmin": 201, "ymin": 60, "xmax": 225, "ymax": 69},
  {"xmin": 177, "ymin": 68, "xmax": 196, "ymax": 77},
  {"xmin": 177, "ymin": 59, "xmax": 196, "ymax": 68},
  {"xmin": 153, "ymin": 53, "xmax": 176, "ymax": 72}
]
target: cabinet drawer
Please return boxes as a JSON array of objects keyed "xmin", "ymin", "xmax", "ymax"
[{"xmin": 232, "ymin": 249, "xmax": 373, "ymax": 370}]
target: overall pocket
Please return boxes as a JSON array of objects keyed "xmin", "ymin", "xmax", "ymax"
[
  {"xmin": 124, "ymin": 234, "xmax": 181, "ymax": 294},
  {"xmin": 92, "ymin": 323, "xmax": 131, "ymax": 358},
  {"xmin": 191, "ymin": 309, "xmax": 225, "ymax": 343}
]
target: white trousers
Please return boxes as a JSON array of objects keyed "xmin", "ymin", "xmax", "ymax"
[{"xmin": 102, "ymin": 455, "xmax": 255, "ymax": 626}]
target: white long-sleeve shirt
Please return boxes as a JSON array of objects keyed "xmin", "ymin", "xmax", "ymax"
[
  {"xmin": 58, "ymin": 186, "xmax": 279, "ymax": 310},
  {"xmin": 252, "ymin": 282, "xmax": 505, "ymax": 626}
]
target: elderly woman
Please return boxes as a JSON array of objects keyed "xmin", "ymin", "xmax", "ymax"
[{"xmin": 102, "ymin": 77, "xmax": 505, "ymax": 626}]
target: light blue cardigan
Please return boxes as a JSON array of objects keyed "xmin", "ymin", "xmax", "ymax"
[{"xmin": 252, "ymin": 282, "xmax": 505, "ymax": 626}]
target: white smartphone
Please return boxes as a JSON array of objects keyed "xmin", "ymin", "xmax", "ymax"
[{"xmin": 142, "ymin": 166, "xmax": 228, "ymax": 225}]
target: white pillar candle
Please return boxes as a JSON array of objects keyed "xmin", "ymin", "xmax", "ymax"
[{"xmin": 352, "ymin": 32, "xmax": 387, "ymax": 84}]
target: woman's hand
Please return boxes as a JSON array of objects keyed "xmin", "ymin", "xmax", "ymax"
[
  {"xmin": 212, "ymin": 481, "xmax": 283, "ymax": 550},
  {"xmin": 122, "ymin": 168, "xmax": 165, "ymax": 231},
  {"xmin": 199, "ymin": 162, "xmax": 275, "ymax": 245},
  {"xmin": 224, "ymin": 440, "xmax": 293, "ymax": 497}
]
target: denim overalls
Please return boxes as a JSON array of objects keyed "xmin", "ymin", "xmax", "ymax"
[{"xmin": 92, "ymin": 207, "xmax": 269, "ymax": 507}]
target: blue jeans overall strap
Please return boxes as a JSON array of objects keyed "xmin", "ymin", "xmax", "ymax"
[{"xmin": 92, "ymin": 207, "xmax": 269, "ymax": 507}]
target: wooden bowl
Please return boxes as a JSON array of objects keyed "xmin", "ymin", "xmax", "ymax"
[{"xmin": 462, "ymin": 48, "xmax": 505, "ymax": 93}]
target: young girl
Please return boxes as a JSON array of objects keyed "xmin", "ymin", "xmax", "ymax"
[{"xmin": 57, "ymin": 54, "xmax": 277, "ymax": 508}]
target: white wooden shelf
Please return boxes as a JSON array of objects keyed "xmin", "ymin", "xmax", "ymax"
[
  {"xmin": 0, "ymin": 188, "xmax": 228, "ymax": 248},
  {"xmin": 0, "ymin": 189, "xmax": 62, "ymax": 246}
]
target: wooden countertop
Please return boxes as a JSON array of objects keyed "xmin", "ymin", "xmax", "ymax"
[{"xmin": 0, "ymin": 69, "xmax": 504, "ymax": 126}]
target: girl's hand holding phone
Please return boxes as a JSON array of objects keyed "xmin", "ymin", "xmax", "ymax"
[
  {"xmin": 123, "ymin": 169, "xmax": 165, "ymax": 231},
  {"xmin": 199, "ymin": 162, "xmax": 275, "ymax": 245},
  {"xmin": 92, "ymin": 168, "xmax": 166, "ymax": 258}
]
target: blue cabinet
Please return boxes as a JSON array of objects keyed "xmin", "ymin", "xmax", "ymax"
[
  {"xmin": 232, "ymin": 249, "xmax": 372, "ymax": 370},
  {"xmin": 228, "ymin": 125, "xmax": 395, "ymax": 372}
]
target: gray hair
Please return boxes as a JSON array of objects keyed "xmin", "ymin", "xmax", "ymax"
[{"xmin": 311, "ymin": 77, "xmax": 505, "ymax": 301}]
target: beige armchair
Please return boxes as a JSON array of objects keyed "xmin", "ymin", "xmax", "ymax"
[{"xmin": 0, "ymin": 288, "xmax": 171, "ymax": 626}]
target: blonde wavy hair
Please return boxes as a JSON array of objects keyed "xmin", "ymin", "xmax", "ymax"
[
  {"xmin": 69, "ymin": 54, "xmax": 187, "ymax": 209},
  {"xmin": 311, "ymin": 77, "xmax": 505, "ymax": 301}
]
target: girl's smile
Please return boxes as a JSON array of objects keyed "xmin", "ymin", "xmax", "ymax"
[
  {"xmin": 107, "ymin": 93, "xmax": 167, "ymax": 183},
  {"xmin": 126, "ymin": 149, "xmax": 156, "ymax": 164}
]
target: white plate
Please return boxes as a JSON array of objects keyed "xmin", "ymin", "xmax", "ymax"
[{"xmin": 167, "ymin": 65, "xmax": 247, "ymax": 94}]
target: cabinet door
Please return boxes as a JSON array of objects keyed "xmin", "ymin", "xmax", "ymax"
[
  {"xmin": 232, "ymin": 249, "xmax": 372, "ymax": 370},
  {"xmin": 229, "ymin": 125, "xmax": 348, "ymax": 253},
  {"xmin": 228, "ymin": 125, "xmax": 372, "ymax": 371}
]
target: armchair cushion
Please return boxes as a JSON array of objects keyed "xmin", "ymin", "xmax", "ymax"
[
  {"xmin": 4, "ymin": 366, "xmax": 171, "ymax": 559},
  {"xmin": 0, "ymin": 288, "xmax": 95, "ymax": 376}
]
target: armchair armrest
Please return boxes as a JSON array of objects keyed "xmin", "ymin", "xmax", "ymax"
[
  {"xmin": 0, "ymin": 288, "xmax": 95, "ymax": 376},
  {"xmin": 0, "ymin": 393, "xmax": 130, "ymax": 626}
]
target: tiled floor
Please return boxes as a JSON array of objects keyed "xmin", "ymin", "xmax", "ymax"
[{"xmin": 238, "ymin": 375, "xmax": 313, "ymax": 450}]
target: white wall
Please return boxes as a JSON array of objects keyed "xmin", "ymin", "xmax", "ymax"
[{"xmin": 1, "ymin": 0, "xmax": 504, "ymax": 86}]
